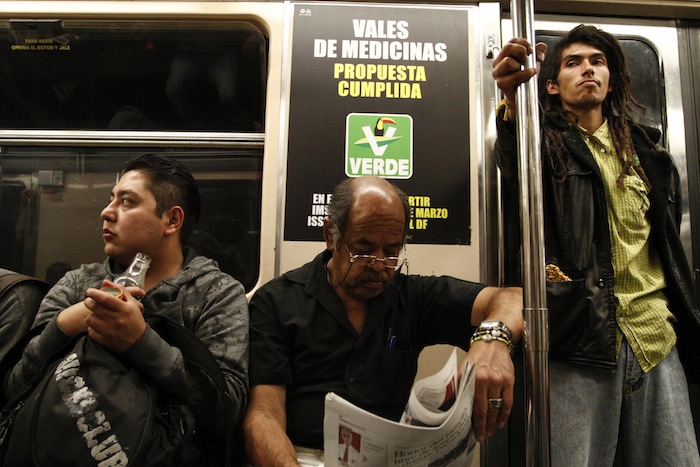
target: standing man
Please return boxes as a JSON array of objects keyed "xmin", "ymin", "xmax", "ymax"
[
  {"xmin": 244, "ymin": 175, "xmax": 523, "ymax": 466},
  {"xmin": 2, "ymin": 154, "xmax": 249, "ymax": 464},
  {"xmin": 493, "ymin": 24, "xmax": 700, "ymax": 464}
]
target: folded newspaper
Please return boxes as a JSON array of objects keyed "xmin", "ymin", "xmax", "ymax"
[{"xmin": 320, "ymin": 348, "xmax": 476, "ymax": 467}]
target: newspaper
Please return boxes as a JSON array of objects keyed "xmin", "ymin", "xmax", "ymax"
[{"xmin": 320, "ymin": 348, "xmax": 476, "ymax": 467}]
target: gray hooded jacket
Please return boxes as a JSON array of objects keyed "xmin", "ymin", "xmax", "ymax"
[{"xmin": 3, "ymin": 249, "xmax": 249, "ymax": 432}]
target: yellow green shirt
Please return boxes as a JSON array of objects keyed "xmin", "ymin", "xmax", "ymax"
[{"xmin": 583, "ymin": 120, "xmax": 675, "ymax": 373}]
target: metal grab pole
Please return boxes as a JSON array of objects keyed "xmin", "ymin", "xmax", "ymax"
[{"xmin": 510, "ymin": 0, "xmax": 551, "ymax": 465}]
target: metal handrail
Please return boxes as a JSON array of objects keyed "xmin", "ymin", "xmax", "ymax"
[
  {"xmin": 510, "ymin": 0, "xmax": 551, "ymax": 465},
  {"xmin": 0, "ymin": 130, "xmax": 265, "ymax": 148}
]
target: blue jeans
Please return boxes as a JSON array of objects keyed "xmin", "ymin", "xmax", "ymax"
[{"xmin": 550, "ymin": 341, "xmax": 700, "ymax": 466}]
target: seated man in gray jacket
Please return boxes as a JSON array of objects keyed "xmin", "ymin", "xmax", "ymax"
[{"xmin": 2, "ymin": 154, "xmax": 249, "ymax": 465}]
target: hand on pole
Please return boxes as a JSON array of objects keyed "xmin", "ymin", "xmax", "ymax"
[{"xmin": 492, "ymin": 38, "xmax": 547, "ymax": 108}]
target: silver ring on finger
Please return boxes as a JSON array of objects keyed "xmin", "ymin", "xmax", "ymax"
[{"xmin": 488, "ymin": 398, "xmax": 504, "ymax": 409}]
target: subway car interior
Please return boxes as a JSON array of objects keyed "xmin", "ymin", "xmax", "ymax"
[{"xmin": 3, "ymin": 1, "xmax": 700, "ymax": 465}]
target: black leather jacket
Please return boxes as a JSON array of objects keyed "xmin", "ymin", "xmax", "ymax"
[{"xmin": 495, "ymin": 113, "xmax": 700, "ymax": 382}]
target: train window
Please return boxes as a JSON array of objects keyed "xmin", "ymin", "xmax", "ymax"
[
  {"xmin": 536, "ymin": 31, "xmax": 666, "ymax": 146},
  {"xmin": 0, "ymin": 19, "xmax": 267, "ymax": 131},
  {"xmin": 0, "ymin": 19, "xmax": 267, "ymax": 291},
  {"xmin": 0, "ymin": 149, "xmax": 262, "ymax": 292}
]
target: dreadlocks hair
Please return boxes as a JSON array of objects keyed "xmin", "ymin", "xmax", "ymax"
[{"xmin": 540, "ymin": 24, "xmax": 655, "ymax": 189}]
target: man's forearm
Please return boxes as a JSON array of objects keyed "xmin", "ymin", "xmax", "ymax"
[
  {"xmin": 244, "ymin": 410, "xmax": 299, "ymax": 467},
  {"xmin": 472, "ymin": 286, "xmax": 524, "ymax": 342}
]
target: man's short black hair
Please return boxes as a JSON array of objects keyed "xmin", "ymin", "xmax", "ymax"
[{"xmin": 121, "ymin": 154, "xmax": 201, "ymax": 244}]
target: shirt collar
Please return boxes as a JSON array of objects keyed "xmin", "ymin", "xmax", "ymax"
[{"xmin": 580, "ymin": 119, "xmax": 612, "ymax": 149}]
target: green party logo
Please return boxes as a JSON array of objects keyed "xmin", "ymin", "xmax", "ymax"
[{"xmin": 345, "ymin": 113, "xmax": 413, "ymax": 179}]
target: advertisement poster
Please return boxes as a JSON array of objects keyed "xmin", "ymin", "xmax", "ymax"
[{"xmin": 284, "ymin": 3, "xmax": 472, "ymax": 244}]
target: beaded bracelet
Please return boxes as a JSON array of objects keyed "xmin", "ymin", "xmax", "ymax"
[{"xmin": 470, "ymin": 327, "xmax": 514, "ymax": 351}]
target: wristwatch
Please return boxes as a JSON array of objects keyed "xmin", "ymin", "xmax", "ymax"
[
  {"xmin": 470, "ymin": 320, "xmax": 514, "ymax": 351},
  {"xmin": 477, "ymin": 320, "xmax": 513, "ymax": 341}
]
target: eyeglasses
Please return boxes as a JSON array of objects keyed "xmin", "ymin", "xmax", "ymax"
[{"xmin": 344, "ymin": 243, "xmax": 405, "ymax": 270}]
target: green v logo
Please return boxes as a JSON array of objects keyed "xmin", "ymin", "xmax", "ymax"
[{"xmin": 345, "ymin": 113, "xmax": 413, "ymax": 179}]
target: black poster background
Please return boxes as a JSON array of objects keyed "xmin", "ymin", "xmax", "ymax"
[{"xmin": 284, "ymin": 3, "xmax": 472, "ymax": 244}]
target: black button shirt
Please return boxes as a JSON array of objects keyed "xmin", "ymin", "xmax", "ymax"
[{"xmin": 249, "ymin": 250, "xmax": 485, "ymax": 449}]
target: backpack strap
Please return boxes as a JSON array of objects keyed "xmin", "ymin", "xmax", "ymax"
[
  {"xmin": 146, "ymin": 314, "xmax": 235, "ymax": 466},
  {"xmin": 0, "ymin": 272, "xmax": 50, "ymax": 302}
]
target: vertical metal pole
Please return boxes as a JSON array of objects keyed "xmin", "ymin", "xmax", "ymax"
[{"xmin": 510, "ymin": 1, "xmax": 551, "ymax": 466}]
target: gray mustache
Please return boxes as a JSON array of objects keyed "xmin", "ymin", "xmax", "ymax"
[{"xmin": 358, "ymin": 272, "xmax": 388, "ymax": 284}]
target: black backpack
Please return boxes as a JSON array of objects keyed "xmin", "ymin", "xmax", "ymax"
[{"xmin": 0, "ymin": 313, "xmax": 234, "ymax": 466}]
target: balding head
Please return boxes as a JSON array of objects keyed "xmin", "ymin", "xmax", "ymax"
[{"xmin": 326, "ymin": 177, "xmax": 410, "ymax": 250}]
